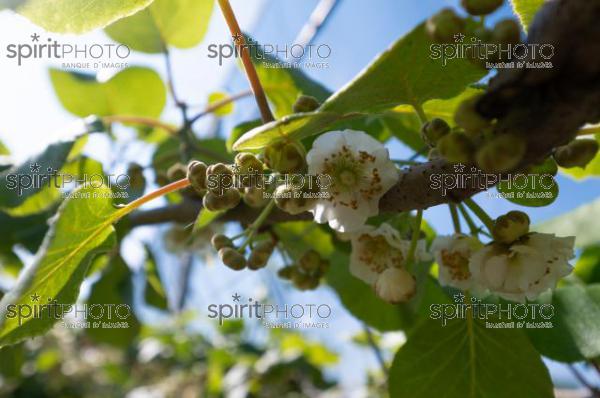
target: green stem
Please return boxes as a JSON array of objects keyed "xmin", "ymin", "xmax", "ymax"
[
  {"xmin": 457, "ymin": 203, "xmax": 478, "ymax": 236},
  {"xmin": 449, "ymin": 204, "xmax": 462, "ymax": 234},
  {"xmin": 464, "ymin": 198, "xmax": 494, "ymax": 234},
  {"xmin": 412, "ymin": 102, "xmax": 428, "ymax": 124},
  {"xmin": 406, "ymin": 210, "xmax": 423, "ymax": 268},
  {"xmin": 239, "ymin": 200, "xmax": 276, "ymax": 250},
  {"xmin": 392, "ymin": 159, "xmax": 422, "ymax": 166}
]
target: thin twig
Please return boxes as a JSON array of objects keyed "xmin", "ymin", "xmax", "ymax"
[
  {"xmin": 102, "ymin": 115, "xmax": 178, "ymax": 134},
  {"xmin": 293, "ymin": 0, "xmax": 341, "ymax": 51},
  {"xmin": 363, "ymin": 324, "xmax": 389, "ymax": 377},
  {"xmin": 217, "ymin": 0, "xmax": 275, "ymax": 123},
  {"xmin": 188, "ymin": 89, "xmax": 253, "ymax": 125},
  {"xmin": 568, "ymin": 365, "xmax": 600, "ymax": 398}
]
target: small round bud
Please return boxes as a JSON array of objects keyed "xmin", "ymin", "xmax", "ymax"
[
  {"xmin": 211, "ymin": 234, "xmax": 233, "ymax": 251},
  {"xmin": 375, "ymin": 268, "xmax": 416, "ymax": 304},
  {"xmin": 203, "ymin": 192, "xmax": 222, "ymax": 212},
  {"xmin": 219, "ymin": 247, "xmax": 246, "ymax": 270},
  {"xmin": 299, "ymin": 250, "xmax": 322, "ymax": 273},
  {"xmin": 461, "ymin": 0, "xmax": 503, "ymax": 16},
  {"xmin": 421, "ymin": 118, "xmax": 451, "ymax": 146},
  {"xmin": 454, "ymin": 95, "xmax": 491, "ymax": 135},
  {"xmin": 553, "ymin": 139, "xmax": 599, "ymax": 169},
  {"xmin": 187, "ymin": 160, "xmax": 208, "ymax": 194},
  {"xmin": 426, "ymin": 8, "xmax": 465, "ymax": 44},
  {"xmin": 127, "ymin": 163, "xmax": 145, "ymax": 191},
  {"xmin": 248, "ymin": 241, "xmax": 275, "ymax": 270},
  {"xmin": 220, "ymin": 188, "xmax": 242, "ymax": 210},
  {"xmin": 292, "ymin": 95, "xmax": 321, "ymax": 113},
  {"xmin": 274, "ymin": 185, "xmax": 315, "ymax": 215},
  {"xmin": 234, "ymin": 152, "xmax": 263, "ymax": 177},
  {"xmin": 278, "ymin": 266, "xmax": 296, "ymax": 280},
  {"xmin": 492, "ymin": 19, "xmax": 521, "ymax": 46},
  {"xmin": 206, "ymin": 163, "xmax": 234, "ymax": 194},
  {"xmin": 492, "ymin": 210, "xmax": 530, "ymax": 244},
  {"xmin": 167, "ymin": 163, "xmax": 187, "ymax": 182},
  {"xmin": 437, "ymin": 132, "xmax": 475, "ymax": 163},
  {"xmin": 264, "ymin": 140, "xmax": 307, "ymax": 174},
  {"xmin": 294, "ymin": 273, "xmax": 320, "ymax": 291},
  {"xmin": 476, "ymin": 134, "xmax": 526, "ymax": 172},
  {"xmin": 243, "ymin": 187, "xmax": 269, "ymax": 208}
]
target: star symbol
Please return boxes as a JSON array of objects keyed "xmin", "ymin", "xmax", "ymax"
[
  {"xmin": 30, "ymin": 162, "xmax": 41, "ymax": 173},
  {"xmin": 31, "ymin": 33, "xmax": 40, "ymax": 42},
  {"xmin": 30, "ymin": 293, "xmax": 40, "ymax": 302},
  {"xmin": 232, "ymin": 33, "xmax": 243, "ymax": 44},
  {"xmin": 232, "ymin": 293, "xmax": 241, "ymax": 302},
  {"xmin": 453, "ymin": 163, "xmax": 465, "ymax": 173},
  {"xmin": 454, "ymin": 33, "xmax": 465, "ymax": 43},
  {"xmin": 453, "ymin": 293, "xmax": 465, "ymax": 303},
  {"xmin": 230, "ymin": 164, "xmax": 241, "ymax": 173}
]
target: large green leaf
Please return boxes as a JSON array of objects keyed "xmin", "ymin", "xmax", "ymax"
[
  {"xmin": 510, "ymin": 0, "xmax": 545, "ymax": 31},
  {"xmin": 50, "ymin": 67, "xmax": 166, "ymax": 117},
  {"xmin": 7, "ymin": 0, "xmax": 154, "ymax": 34},
  {"xmin": 526, "ymin": 285, "xmax": 600, "ymax": 362},
  {"xmin": 574, "ymin": 245, "xmax": 600, "ymax": 284},
  {"xmin": 561, "ymin": 134, "xmax": 600, "ymax": 180},
  {"xmin": 0, "ymin": 185, "xmax": 122, "ymax": 346},
  {"xmin": 389, "ymin": 318, "xmax": 553, "ymax": 398},
  {"xmin": 144, "ymin": 246, "xmax": 168, "ymax": 310},
  {"xmin": 105, "ymin": 0, "xmax": 215, "ymax": 51},
  {"xmin": 87, "ymin": 255, "xmax": 140, "ymax": 347},
  {"xmin": 233, "ymin": 23, "xmax": 485, "ymax": 151},
  {"xmin": 534, "ymin": 199, "xmax": 600, "ymax": 248}
]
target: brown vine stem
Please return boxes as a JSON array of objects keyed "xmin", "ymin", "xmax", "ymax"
[
  {"xmin": 217, "ymin": 0, "xmax": 275, "ymax": 123},
  {"xmin": 102, "ymin": 115, "xmax": 178, "ymax": 134}
]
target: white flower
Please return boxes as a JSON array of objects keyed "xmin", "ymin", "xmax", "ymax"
[
  {"xmin": 431, "ymin": 234, "xmax": 483, "ymax": 290},
  {"xmin": 349, "ymin": 223, "xmax": 430, "ymax": 303},
  {"xmin": 306, "ymin": 130, "xmax": 399, "ymax": 233},
  {"xmin": 469, "ymin": 233, "xmax": 575, "ymax": 302}
]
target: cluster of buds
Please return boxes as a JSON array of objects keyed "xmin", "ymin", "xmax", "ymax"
[
  {"xmin": 264, "ymin": 139, "xmax": 307, "ymax": 174},
  {"xmin": 211, "ymin": 233, "xmax": 276, "ymax": 271},
  {"xmin": 278, "ymin": 250, "xmax": 329, "ymax": 290}
]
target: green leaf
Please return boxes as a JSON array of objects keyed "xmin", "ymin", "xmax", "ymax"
[
  {"xmin": 0, "ymin": 343, "xmax": 24, "ymax": 378},
  {"xmin": 11, "ymin": 0, "xmax": 154, "ymax": 34},
  {"xmin": 144, "ymin": 246, "xmax": 168, "ymax": 310},
  {"xmin": 497, "ymin": 175, "xmax": 558, "ymax": 207},
  {"xmin": 193, "ymin": 208, "xmax": 223, "ymax": 233},
  {"xmin": 510, "ymin": 0, "xmax": 545, "ymax": 31},
  {"xmin": 526, "ymin": 285, "xmax": 600, "ymax": 362},
  {"xmin": 0, "ymin": 185, "xmax": 119, "ymax": 347},
  {"xmin": 105, "ymin": 0, "xmax": 215, "ymax": 51},
  {"xmin": 227, "ymin": 120, "xmax": 262, "ymax": 153},
  {"xmin": 534, "ymin": 199, "xmax": 600, "ymax": 248},
  {"xmin": 320, "ymin": 23, "xmax": 485, "ymax": 114},
  {"xmin": 574, "ymin": 245, "xmax": 600, "ymax": 284},
  {"xmin": 50, "ymin": 67, "xmax": 166, "ymax": 118},
  {"xmin": 389, "ymin": 318, "xmax": 553, "ymax": 398},
  {"xmin": 560, "ymin": 134, "xmax": 600, "ymax": 180},
  {"xmin": 0, "ymin": 139, "xmax": 9, "ymax": 155},
  {"xmin": 208, "ymin": 92, "xmax": 235, "ymax": 117},
  {"xmin": 87, "ymin": 255, "xmax": 140, "ymax": 347},
  {"xmin": 0, "ymin": 249, "xmax": 23, "ymax": 277},
  {"xmin": 0, "ymin": 210, "xmax": 52, "ymax": 253}
]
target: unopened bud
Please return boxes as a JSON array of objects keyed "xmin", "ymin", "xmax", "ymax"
[
  {"xmin": 243, "ymin": 187, "xmax": 269, "ymax": 208},
  {"xmin": 492, "ymin": 19, "xmax": 521, "ymax": 45},
  {"xmin": 264, "ymin": 140, "xmax": 307, "ymax": 174},
  {"xmin": 248, "ymin": 241, "xmax": 275, "ymax": 270},
  {"xmin": 206, "ymin": 163, "xmax": 234, "ymax": 194},
  {"xmin": 203, "ymin": 189, "xmax": 241, "ymax": 212},
  {"xmin": 274, "ymin": 185, "xmax": 315, "ymax": 215},
  {"xmin": 437, "ymin": 132, "xmax": 475, "ymax": 163},
  {"xmin": 292, "ymin": 95, "xmax": 321, "ymax": 113},
  {"xmin": 553, "ymin": 139, "xmax": 599, "ymax": 169},
  {"xmin": 219, "ymin": 247, "xmax": 246, "ymax": 270},
  {"xmin": 476, "ymin": 134, "xmax": 526, "ymax": 172},
  {"xmin": 234, "ymin": 152, "xmax": 263, "ymax": 176},
  {"xmin": 428, "ymin": 147, "xmax": 442, "ymax": 160},
  {"xmin": 461, "ymin": 0, "xmax": 503, "ymax": 16},
  {"xmin": 187, "ymin": 160, "xmax": 208, "ymax": 194},
  {"xmin": 127, "ymin": 163, "xmax": 145, "ymax": 191},
  {"xmin": 421, "ymin": 118, "xmax": 451, "ymax": 146},
  {"xmin": 454, "ymin": 95, "xmax": 491, "ymax": 135},
  {"xmin": 492, "ymin": 210, "xmax": 530, "ymax": 244},
  {"xmin": 299, "ymin": 250, "xmax": 322, "ymax": 273},
  {"xmin": 426, "ymin": 8, "xmax": 465, "ymax": 44},
  {"xmin": 220, "ymin": 188, "xmax": 241, "ymax": 210},
  {"xmin": 278, "ymin": 266, "xmax": 296, "ymax": 280},
  {"xmin": 294, "ymin": 273, "xmax": 320, "ymax": 291},
  {"xmin": 167, "ymin": 163, "xmax": 187, "ymax": 182},
  {"xmin": 211, "ymin": 234, "xmax": 233, "ymax": 251},
  {"xmin": 375, "ymin": 268, "xmax": 416, "ymax": 304}
]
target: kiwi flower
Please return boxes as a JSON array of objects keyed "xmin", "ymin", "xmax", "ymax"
[
  {"xmin": 306, "ymin": 130, "xmax": 399, "ymax": 233},
  {"xmin": 431, "ymin": 234, "xmax": 483, "ymax": 290}
]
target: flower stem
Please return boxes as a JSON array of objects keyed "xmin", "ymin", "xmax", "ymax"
[
  {"xmin": 463, "ymin": 198, "xmax": 495, "ymax": 234},
  {"xmin": 116, "ymin": 178, "xmax": 191, "ymax": 219},
  {"xmin": 406, "ymin": 209, "xmax": 423, "ymax": 268},
  {"xmin": 217, "ymin": 0, "xmax": 275, "ymax": 123},
  {"xmin": 412, "ymin": 102, "xmax": 428, "ymax": 124},
  {"xmin": 239, "ymin": 200, "xmax": 276, "ymax": 250},
  {"xmin": 449, "ymin": 203, "xmax": 462, "ymax": 234},
  {"xmin": 457, "ymin": 203, "xmax": 479, "ymax": 236},
  {"xmin": 392, "ymin": 159, "xmax": 422, "ymax": 166}
]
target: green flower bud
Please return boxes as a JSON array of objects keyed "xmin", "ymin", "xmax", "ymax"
[
  {"xmin": 187, "ymin": 160, "xmax": 208, "ymax": 194},
  {"xmin": 211, "ymin": 234, "xmax": 233, "ymax": 251},
  {"xmin": 461, "ymin": 0, "xmax": 503, "ymax": 16},
  {"xmin": 248, "ymin": 241, "xmax": 275, "ymax": 270},
  {"xmin": 421, "ymin": 118, "xmax": 451, "ymax": 146},
  {"xmin": 476, "ymin": 134, "xmax": 526, "ymax": 172},
  {"xmin": 234, "ymin": 152, "xmax": 263, "ymax": 176},
  {"xmin": 203, "ymin": 192, "xmax": 222, "ymax": 212},
  {"xmin": 243, "ymin": 187, "xmax": 269, "ymax": 208},
  {"xmin": 221, "ymin": 188, "xmax": 242, "ymax": 210},
  {"xmin": 292, "ymin": 95, "xmax": 321, "ymax": 113},
  {"xmin": 127, "ymin": 163, "xmax": 145, "ymax": 191},
  {"xmin": 206, "ymin": 163, "xmax": 234, "ymax": 194},
  {"xmin": 274, "ymin": 185, "xmax": 315, "ymax": 215},
  {"xmin": 492, "ymin": 19, "xmax": 521, "ymax": 45},
  {"xmin": 203, "ymin": 189, "xmax": 240, "ymax": 211},
  {"xmin": 264, "ymin": 140, "xmax": 307, "ymax": 174},
  {"xmin": 426, "ymin": 8, "xmax": 465, "ymax": 44},
  {"xmin": 437, "ymin": 132, "xmax": 475, "ymax": 163},
  {"xmin": 454, "ymin": 95, "xmax": 491, "ymax": 135},
  {"xmin": 299, "ymin": 250, "xmax": 322, "ymax": 273},
  {"xmin": 294, "ymin": 274, "xmax": 320, "ymax": 291},
  {"xmin": 553, "ymin": 139, "xmax": 599, "ymax": 169},
  {"xmin": 277, "ymin": 265, "xmax": 296, "ymax": 280},
  {"xmin": 219, "ymin": 247, "xmax": 246, "ymax": 270},
  {"xmin": 492, "ymin": 210, "xmax": 530, "ymax": 244},
  {"xmin": 167, "ymin": 163, "xmax": 187, "ymax": 182}
]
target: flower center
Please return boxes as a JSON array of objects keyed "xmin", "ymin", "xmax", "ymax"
[
  {"xmin": 338, "ymin": 169, "xmax": 358, "ymax": 186},
  {"xmin": 440, "ymin": 249, "xmax": 470, "ymax": 280},
  {"xmin": 358, "ymin": 234, "xmax": 404, "ymax": 273}
]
